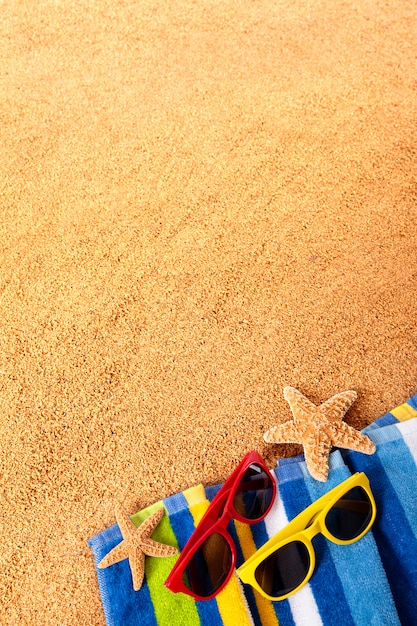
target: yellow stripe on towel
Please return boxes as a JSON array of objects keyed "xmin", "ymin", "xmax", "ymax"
[
  {"xmin": 184, "ymin": 488, "xmax": 253, "ymax": 626},
  {"xmin": 183, "ymin": 484, "xmax": 207, "ymax": 507},
  {"xmin": 390, "ymin": 402, "xmax": 417, "ymax": 422},
  {"xmin": 235, "ymin": 520, "xmax": 280, "ymax": 626}
]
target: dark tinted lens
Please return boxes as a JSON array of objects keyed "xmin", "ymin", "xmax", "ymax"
[
  {"xmin": 255, "ymin": 541, "xmax": 310, "ymax": 598},
  {"xmin": 233, "ymin": 463, "xmax": 274, "ymax": 520},
  {"xmin": 182, "ymin": 533, "xmax": 232, "ymax": 597},
  {"xmin": 325, "ymin": 486, "xmax": 373, "ymax": 541}
]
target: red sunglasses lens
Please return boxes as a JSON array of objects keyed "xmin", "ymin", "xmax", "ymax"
[
  {"xmin": 181, "ymin": 533, "xmax": 233, "ymax": 598},
  {"xmin": 233, "ymin": 463, "xmax": 275, "ymax": 520}
]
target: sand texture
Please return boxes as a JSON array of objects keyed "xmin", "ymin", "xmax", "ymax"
[{"xmin": 1, "ymin": 0, "xmax": 417, "ymax": 623}]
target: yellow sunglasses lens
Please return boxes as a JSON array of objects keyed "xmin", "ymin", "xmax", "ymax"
[
  {"xmin": 325, "ymin": 486, "xmax": 373, "ymax": 541},
  {"xmin": 252, "ymin": 482, "xmax": 374, "ymax": 599},
  {"xmin": 254, "ymin": 540, "xmax": 310, "ymax": 598}
]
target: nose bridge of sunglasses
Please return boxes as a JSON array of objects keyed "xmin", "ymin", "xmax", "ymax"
[
  {"xmin": 298, "ymin": 511, "xmax": 322, "ymax": 538},
  {"xmin": 201, "ymin": 487, "xmax": 235, "ymax": 529},
  {"xmin": 280, "ymin": 498, "xmax": 327, "ymax": 540}
]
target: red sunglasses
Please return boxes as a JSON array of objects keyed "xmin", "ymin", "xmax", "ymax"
[{"xmin": 164, "ymin": 450, "xmax": 276, "ymax": 601}]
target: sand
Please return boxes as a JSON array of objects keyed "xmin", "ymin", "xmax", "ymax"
[{"xmin": 1, "ymin": 0, "xmax": 416, "ymax": 623}]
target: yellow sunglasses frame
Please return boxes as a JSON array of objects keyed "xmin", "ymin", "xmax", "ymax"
[{"xmin": 236, "ymin": 472, "xmax": 376, "ymax": 601}]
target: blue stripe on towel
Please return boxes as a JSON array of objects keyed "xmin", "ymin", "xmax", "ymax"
[
  {"xmin": 194, "ymin": 597, "xmax": 224, "ymax": 626},
  {"xmin": 345, "ymin": 433, "xmax": 417, "ymax": 626},
  {"xmin": 164, "ymin": 492, "xmax": 190, "ymax": 516},
  {"xmin": 166, "ymin": 505, "xmax": 197, "ymax": 551},
  {"xmin": 274, "ymin": 594, "xmax": 296, "ymax": 626},
  {"xmin": 205, "ymin": 484, "xmax": 221, "ymax": 502},
  {"xmin": 376, "ymin": 439, "xmax": 417, "ymax": 536}
]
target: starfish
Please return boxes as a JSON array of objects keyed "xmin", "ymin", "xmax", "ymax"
[
  {"xmin": 98, "ymin": 504, "xmax": 178, "ymax": 591},
  {"xmin": 263, "ymin": 386, "xmax": 376, "ymax": 481}
]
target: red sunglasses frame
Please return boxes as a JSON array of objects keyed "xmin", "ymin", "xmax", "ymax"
[{"xmin": 164, "ymin": 450, "xmax": 276, "ymax": 600}]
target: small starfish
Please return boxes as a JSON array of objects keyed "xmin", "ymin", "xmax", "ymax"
[
  {"xmin": 264, "ymin": 386, "xmax": 376, "ymax": 481},
  {"xmin": 98, "ymin": 504, "xmax": 178, "ymax": 591}
]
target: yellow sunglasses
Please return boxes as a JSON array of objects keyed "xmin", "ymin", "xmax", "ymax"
[{"xmin": 237, "ymin": 472, "xmax": 376, "ymax": 601}]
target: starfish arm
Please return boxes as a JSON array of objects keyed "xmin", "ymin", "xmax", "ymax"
[
  {"xmin": 283, "ymin": 386, "xmax": 317, "ymax": 421},
  {"xmin": 141, "ymin": 537, "xmax": 178, "ymax": 557},
  {"xmin": 264, "ymin": 420, "xmax": 301, "ymax": 444},
  {"xmin": 98, "ymin": 541, "xmax": 128, "ymax": 568},
  {"xmin": 303, "ymin": 437, "xmax": 333, "ymax": 482},
  {"xmin": 333, "ymin": 422, "xmax": 376, "ymax": 454},
  {"xmin": 114, "ymin": 503, "xmax": 136, "ymax": 540},
  {"xmin": 130, "ymin": 548, "xmax": 145, "ymax": 591},
  {"xmin": 139, "ymin": 507, "xmax": 165, "ymax": 540},
  {"xmin": 320, "ymin": 390, "xmax": 357, "ymax": 422}
]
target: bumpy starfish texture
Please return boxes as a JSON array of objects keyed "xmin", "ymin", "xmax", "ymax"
[
  {"xmin": 98, "ymin": 504, "xmax": 178, "ymax": 591},
  {"xmin": 264, "ymin": 386, "xmax": 376, "ymax": 481}
]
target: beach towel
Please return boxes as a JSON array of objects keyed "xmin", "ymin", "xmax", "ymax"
[{"xmin": 88, "ymin": 393, "xmax": 417, "ymax": 625}]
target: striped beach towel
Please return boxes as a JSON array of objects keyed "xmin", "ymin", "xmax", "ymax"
[{"xmin": 88, "ymin": 393, "xmax": 417, "ymax": 625}]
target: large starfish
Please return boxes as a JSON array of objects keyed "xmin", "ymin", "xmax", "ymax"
[
  {"xmin": 98, "ymin": 504, "xmax": 178, "ymax": 591},
  {"xmin": 263, "ymin": 386, "xmax": 376, "ymax": 481}
]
